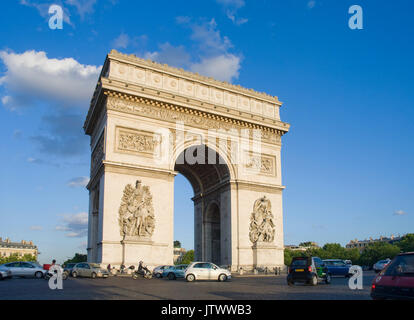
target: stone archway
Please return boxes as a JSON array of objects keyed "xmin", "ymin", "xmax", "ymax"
[
  {"xmin": 84, "ymin": 50, "xmax": 290, "ymax": 271},
  {"xmin": 174, "ymin": 145, "xmax": 231, "ymax": 266}
]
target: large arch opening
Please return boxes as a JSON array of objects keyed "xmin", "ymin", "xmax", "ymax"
[{"xmin": 173, "ymin": 144, "xmax": 231, "ymax": 266}]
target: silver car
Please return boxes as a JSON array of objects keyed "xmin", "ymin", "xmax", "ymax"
[
  {"xmin": 153, "ymin": 265, "xmax": 173, "ymax": 278},
  {"xmin": 1, "ymin": 261, "xmax": 46, "ymax": 278},
  {"xmin": 0, "ymin": 265, "xmax": 12, "ymax": 280},
  {"xmin": 373, "ymin": 259, "xmax": 391, "ymax": 273},
  {"xmin": 72, "ymin": 262, "xmax": 109, "ymax": 278}
]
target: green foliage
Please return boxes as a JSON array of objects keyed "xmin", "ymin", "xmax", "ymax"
[
  {"xmin": 284, "ymin": 242, "xmax": 361, "ymax": 266},
  {"xmin": 298, "ymin": 241, "xmax": 315, "ymax": 247},
  {"xmin": 63, "ymin": 253, "xmax": 87, "ymax": 266},
  {"xmin": 0, "ymin": 253, "xmax": 37, "ymax": 265},
  {"xmin": 396, "ymin": 233, "xmax": 414, "ymax": 253},
  {"xmin": 179, "ymin": 250, "xmax": 194, "ymax": 265},
  {"xmin": 358, "ymin": 242, "xmax": 401, "ymax": 267},
  {"xmin": 284, "ymin": 249, "xmax": 307, "ymax": 266},
  {"xmin": 173, "ymin": 240, "xmax": 181, "ymax": 248}
]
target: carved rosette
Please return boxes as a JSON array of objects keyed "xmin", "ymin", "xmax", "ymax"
[
  {"xmin": 249, "ymin": 196, "xmax": 275, "ymax": 244},
  {"xmin": 119, "ymin": 180, "xmax": 155, "ymax": 240}
]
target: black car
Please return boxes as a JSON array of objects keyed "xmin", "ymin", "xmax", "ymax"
[
  {"xmin": 63, "ymin": 263, "xmax": 76, "ymax": 276},
  {"xmin": 287, "ymin": 256, "xmax": 331, "ymax": 286}
]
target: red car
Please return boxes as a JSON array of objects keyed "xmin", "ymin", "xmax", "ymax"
[{"xmin": 371, "ymin": 252, "xmax": 414, "ymax": 300}]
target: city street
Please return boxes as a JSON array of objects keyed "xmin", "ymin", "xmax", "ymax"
[{"xmin": 0, "ymin": 272, "xmax": 375, "ymax": 300}]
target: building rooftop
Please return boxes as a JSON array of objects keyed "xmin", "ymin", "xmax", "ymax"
[{"xmin": 0, "ymin": 238, "xmax": 37, "ymax": 249}]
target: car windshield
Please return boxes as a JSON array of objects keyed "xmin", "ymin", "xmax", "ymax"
[
  {"xmin": 384, "ymin": 255, "xmax": 414, "ymax": 276},
  {"xmin": 291, "ymin": 258, "xmax": 308, "ymax": 267}
]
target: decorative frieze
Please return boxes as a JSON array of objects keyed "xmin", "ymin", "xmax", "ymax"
[
  {"xmin": 106, "ymin": 95, "xmax": 282, "ymax": 146},
  {"xmin": 116, "ymin": 127, "xmax": 161, "ymax": 157},
  {"xmin": 244, "ymin": 152, "xmax": 276, "ymax": 176}
]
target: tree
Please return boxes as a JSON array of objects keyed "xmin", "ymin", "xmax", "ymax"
[
  {"xmin": 179, "ymin": 250, "xmax": 194, "ymax": 265},
  {"xmin": 358, "ymin": 242, "xmax": 401, "ymax": 267},
  {"xmin": 284, "ymin": 249, "xmax": 306, "ymax": 266},
  {"xmin": 173, "ymin": 240, "xmax": 181, "ymax": 248},
  {"xmin": 298, "ymin": 241, "xmax": 315, "ymax": 247},
  {"xmin": 0, "ymin": 253, "xmax": 37, "ymax": 265},
  {"xmin": 396, "ymin": 234, "xmax": 414, "ymax": 253},
  {"xmin": 63, "ymin": 253, "xmax": 87, "ymax": 266}
]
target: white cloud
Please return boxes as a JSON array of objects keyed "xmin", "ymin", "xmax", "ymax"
[
  {"xmin": 20, "ymin": 0, "xmax": 73, "ymax": 26},
  {"xmin": 191, "ymin": 54, "xmax": 241, "ymax": 82},
  {"xmin": 112, "ymin": 32, "xmax": 130, "ymax": 49},
  {"xmin": 146, "ymin": 19, "xmax": 242, "ymax": 83},
  {"xmin": 216, "ymin": 0, "xmax": 248, "ymax": 25},
  {"xmin": 0, "ymin": 50, "xmax": 101, "ymax": 110},
  {"xmin": 67, "ymin": 176, "xmax": 90, "ymax": 187},
  {"xmin": 56, "ymin": 212, "xmax": 88, "ymax": 238},
  {"xmin": 144, "ymin": 43, "xmax": 191, "ymax": 69},
  {"xmin": 394, "ymin": 210, "xmax": 407, "ymax": 216},
  {"xmin": 190, "ymin": 19, "xmax": 233, "ymax": 54},
  {"xmin": 307, "ymin": 1, "xmax": 316, "ymax": 9},
  {"xmin": 65, "ymin": 0, "xmax": 96, "ymax": 20}
]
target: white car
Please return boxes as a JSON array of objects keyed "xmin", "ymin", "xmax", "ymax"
[
  {"xmin": 184, "ymin": 262, "xmax": 231, "ymax": 282},
  {"xmin": 1, "ymin": 261, "xmax": 46, "ymax": 278}
]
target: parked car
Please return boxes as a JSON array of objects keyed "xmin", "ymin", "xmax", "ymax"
[
  {"xmin": 0, "ymin": 261, "xmax": 46, "ymax": 278},
  {"xmin": 184, "ymin": 262, "xmax": 231, "ymax": 282},
  {"xmin": 323, "ymin": 259, "xmax": 351, "ymax": 277},
  {"xmin": 72, "ymin": 263, "xmax": 109, "ymax": 279},
  {"xmin": 371, "ymin": 252, "xmax": 414, "ymax": 300},
  {"xmin": 373, "ymin": 259, "xmax": 391, "ymax": 273},
  {"xmin": 0, "ymin": 265, "xmax": 12, "ymax": 280},
  {"xmin": 287, "ymin": 256, "xmax": 331, "ymax": 286},
  {"xmin": 162, "ymin": 264, "xmax": 188, "ymax": 280},
  {"xmin": 63, "ymin": 263, "xmax": 77, "ymax": 276},
  {"xmin": 153, "ymin": 265, "xmax": 173, "ymax": 278}
]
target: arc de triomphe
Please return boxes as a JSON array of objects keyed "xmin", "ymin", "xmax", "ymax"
[{"xmin": 84, "ymin": 50, "xmax": 290, "ymax": 271}]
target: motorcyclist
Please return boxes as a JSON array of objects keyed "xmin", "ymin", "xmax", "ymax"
[{"xmin": 138, "ymin": 261, "xmax": 150, "ymax": 276}]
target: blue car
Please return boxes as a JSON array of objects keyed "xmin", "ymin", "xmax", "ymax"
[
  {"xmin": 162, "ymin": 264, "xmax": 188, "ymax": 280},
  {"xmin": 323, "ymin": 259, "xmax": 351, "ymax": 277}
]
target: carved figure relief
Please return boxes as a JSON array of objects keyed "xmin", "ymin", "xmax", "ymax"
[
  {"xmin": 119, "ymin": 180, "xmax": 155, "ymax": 239},
  {"xmin": 249, "ymin": 196, "xmax": 275, "ymax": 243},
  {"xmin": 116, "ymin": 127, "xmax": 160, "ymax": 156}
]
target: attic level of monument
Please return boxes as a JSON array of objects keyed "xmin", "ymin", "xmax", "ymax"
[{"xmin": 84, "ymin": 50, "xmax": 290, "ymax": 135}]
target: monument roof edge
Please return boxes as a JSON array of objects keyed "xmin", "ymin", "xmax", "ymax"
[{"xmin": 108, "ymin": 49, "xmax": 282, "ymax": 105}]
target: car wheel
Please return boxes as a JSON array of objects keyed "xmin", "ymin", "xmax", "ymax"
[
  {"xmin": 325, "ymin": 273, "xmax": 331, "ymax": 284},
  {"xmin": 0, "ymin": 274, "xmax": 3, "ymax": 280},
  {"xmin": 155, "ymin": 273, "xmax": 161, "ymax": 278},
  {"xmin": 168, "ymin": 273, "xmax": 176, "ymax": 280},
  {"xmin": 218, "ymin": 274, "xmax": 227, "ymax": 282},
  {"xmin": 287, "ymin": 280, "xmax": 294, "ymax": 286},
  {"xmin": 310, "ymin": 275, "xmax": 318, "ymax": 286},
  {"xmin": 35, "ymin": 271, "xmax": 43, "ymax": 279},
  {"xmin": 186, "ymin": 274, "xmax": 195, "ymax": 282},
  {"xmin": 91, "ymin": 272, "xmax": 97, "ymax": 279},
  {"xmin": 62, "ymin": 272, "xmax": 68, "ymax": 280},
  {"xmin": 72, "ymin": 271, "xmax": 78, "ymax": 278}
]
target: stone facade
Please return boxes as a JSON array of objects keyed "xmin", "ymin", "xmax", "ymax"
[
  {"xmin": 84, "ymin": 50, "xmax": 290, "ymax": 271},
  {"xmin": 0, "ymin": 238, "xmax": 38, "ymax": 258}
]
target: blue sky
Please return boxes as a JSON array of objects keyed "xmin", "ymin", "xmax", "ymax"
[{"xmin": 0, "ymin": 0, "xmax": 413, "ymax": 264}]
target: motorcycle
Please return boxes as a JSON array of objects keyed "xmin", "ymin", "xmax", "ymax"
[{"xmin": 132, "ymin": 268, "xmax": 152, "ymax": 279}]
